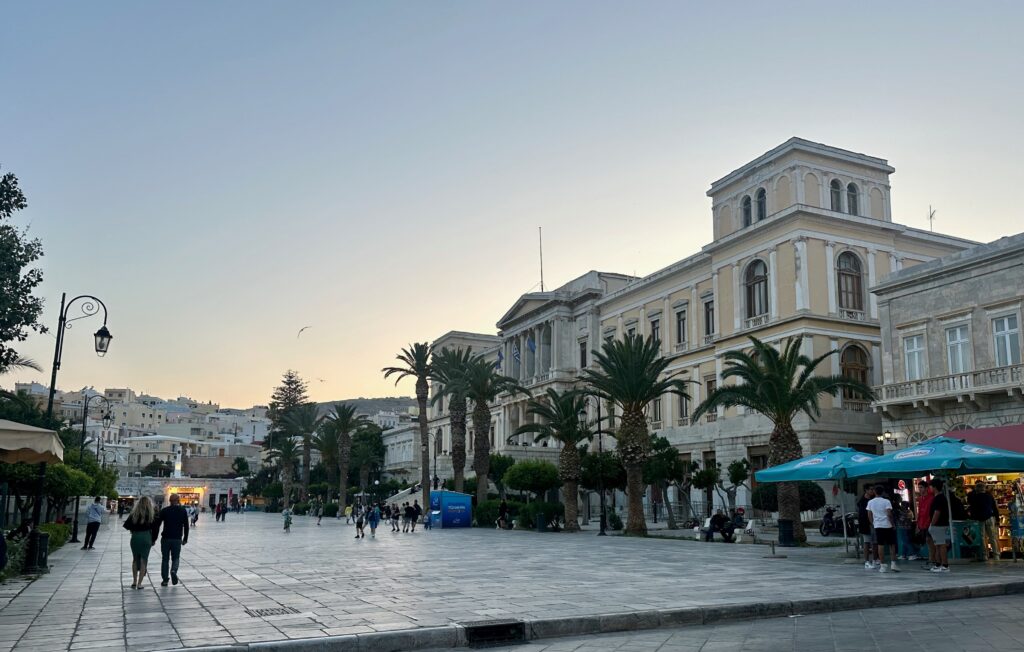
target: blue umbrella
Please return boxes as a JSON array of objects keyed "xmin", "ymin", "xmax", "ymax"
[
  {"xmin": 755, "ymin": 447, "xmax": 879, "ymax": 483},
  {"xmin": 845, "ymin": 436, "xmax": 1024, "ymax": 478}
]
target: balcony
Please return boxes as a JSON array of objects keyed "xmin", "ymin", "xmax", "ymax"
[
  {"xmin": 703, "ymin": 334, "xmax": 716, "ymax": 346},
  {"xmin": 676, "ymin": 417, "xmax": 690, "ymax": 427},
  {"xmin": 843, "ymin": 399, "xmax": 871, "ymax": 412},
  {"xmin": 744, "ymin": 314, "xmax": 769, "ymax": 329},
  {"xmin": 705, "ymin": 412, "xmax": 718, "ymax": 423},
  {"xmin": 838, "ymin": 308, "xmax": 866, "ymax": 322},
  {"xmin": 875, "ymin": 363, "xmax": 1024, "ymax": 417},
  {"xmin": 674, "ymin": 341, "xmax": 688, "ymax": 353},
  {"xmin": 649, "ymin": 420, "xmax": 663, "ymax": 430}
]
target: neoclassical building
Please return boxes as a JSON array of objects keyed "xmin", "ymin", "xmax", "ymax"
[{"xmin": 424, "ymin": 138, "xmax": 975, "ymax": 511}]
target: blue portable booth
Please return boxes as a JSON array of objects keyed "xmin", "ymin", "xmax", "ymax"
[{"xmin": 429, "ymin": 490, "xmax": 473, "ymax": 528}]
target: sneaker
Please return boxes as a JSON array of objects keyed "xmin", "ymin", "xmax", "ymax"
[
  {"xmin": 908, "ymin": 555, "xmax": 920, "ymax": 561},
  {"xmin": 872, "ymin": 560, "xmax": 881, "ymax": 568},
  {"xmin": 930, "ymin": 565, "xmax": 950, "ymax": 573},
  {"xmin": 160, "ymin": 579, "xmax": 169, "ymax": 586},
  {"xmin": 171, "ymin": 574, "xmax": 179, "ymax": 586},
  {"xmin": 897, "ymin": 556, "xmax": 907, "ymax": 561},
  {"xmin": 864, "ymin": 561, "xmax": 874, "ymax": 569},
  {"xmin": 890, "ymin": 562, "xmax": 900, "ymax": 573},
  {"xmin": 81, "ymin": 546, "xmax": 88, "ymax": 550},
  {"xmin": 879, "ymin": 565, "xmax": 889, "ymax": 573}
]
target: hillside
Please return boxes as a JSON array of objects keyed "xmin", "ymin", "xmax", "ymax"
[{"xmin": 316, "ymin": 396, "xmax": 417, "ymax": 415}]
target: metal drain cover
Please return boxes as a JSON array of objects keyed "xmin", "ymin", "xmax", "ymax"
[{"xmin": 246, "ymin": 606, "xmax": 301, "ymax": 618}]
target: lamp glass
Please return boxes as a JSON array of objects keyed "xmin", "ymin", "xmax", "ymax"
[
  {"xmin": 94, "ymin": 326, "xmax": 113, "ymax": 357},
  {"xmin": 102, "ymin": 412, "xmax": 113, "ymax": 428}
]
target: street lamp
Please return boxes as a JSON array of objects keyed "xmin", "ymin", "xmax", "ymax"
[
  {"xmin": 883, "ymin": 430, "xmax": 895, "ymax": 448},
  {"xmin": 586, "ymin": 396, "xmax": 607, "ymax": 536},
  {"xmin": 45, "ymin": 293, "xmax": 113, "ymax": 419},
  {"xmin": 70, "ymin": 394, "xmax": 111, "ymax": 543}
]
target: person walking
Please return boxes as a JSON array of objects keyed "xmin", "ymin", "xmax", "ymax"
[
  {"xmin": 122, "ymin": 496, "xmax": 159, "ymax": 590},
  {"xmin": 283, "ymin": 506, "xmax": 293, "ymax": 532},
  {"xmin": 190, "ymin": 503, "xmax": 199, "ymax": 528},
  {"xmin": 156, "ymin": 493, "xmax": 190, "ymax": 587},
  {"xmin": 968, "ymin": 480, "xmax": 1000, "ymax": 560},
  {"xmin": 915, "ymin": 480, "xmax": 934, "ymax": 565},
  {"xmin": 316, "ymin": 504, "xmax": 324, "ymax": 526},
  {"xmin": 403, "ymin": 502, "xmax": 414, "ymax": 533},
  {"xmin": 344, "ymin": 504, "xmax": 353, "ymax": 524},
  {"xmin": 411, "ymin": 500, "xmax": 422, "ymax": 533},
  {"xmin": 354, "ymin": 506, "xmax": 366, "ymax": 539},
  {"xmin": 368, "ymin": 503, "xmax": 381, "ymax": 538},
  {"xmin": 391, "ymin": 505, "xmax": 401, "ymax": 532},
  {"xmin": 929, "ymin": 478, "xmax": 952, "ymax": 573},
  {"xmin": 857, "ymin": 486, "xmax": 877, "ymax": 569},
  {"xmin": 497, "ymin": 500, "xmax": 509, "ymax": 530},
  {"xmin": 82, "ymin": 496, "xmax": 105, "ymax": 550},
  {"xmin": 867, "ymin": 485, "xmax": 898, "ymax": 573},
  {"xmin": 117, "ymin": 501, "xmax": 125, "ymax": 521}
]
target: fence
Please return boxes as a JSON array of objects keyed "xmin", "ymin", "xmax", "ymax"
[{"xmin": 582, "ymin": 498, "xmax": 827, "ymax": 528}]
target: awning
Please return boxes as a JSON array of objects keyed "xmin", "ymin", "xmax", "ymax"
[
  {"xmin": 0, "ymin": 419, "xmax": 64, "ymax": 464},
  {"xmin": 954, "ymin": 424, "xmax": 1024, "ymax": 455}
]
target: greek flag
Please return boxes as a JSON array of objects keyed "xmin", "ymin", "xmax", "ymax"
[
  {"xmin": 496, "ymin": 350, "xmax": 504, "ymax": 370},
  {"xmin": 526, "ymin": 336, "xmax": 536, "ymax": 353},
  {"xmin": 512, "ymin": 342, "xmax": 521, "ymax": 363}
]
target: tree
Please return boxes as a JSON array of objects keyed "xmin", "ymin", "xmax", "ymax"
[
  {"xmin": 642, "ymin": 436, "xmax": 692, "ymax": 529},
  {"xmin": 503, "ymin": 460, "xmax": 560, "ymax": 501},
  {"xmin": 142, "ymin": 460, "xmax": 173, "ymax": 477},
  {"xmin": 441, "ymin": 355, "xmax": 529, "ymax": 506},
  {"xmin": 231, "ymin": 456, "xmax": 251, "ymax": 477},
  {"xmin": 310, "ymin": 423, "xmax": 340, "ymax": 489},
  {"xmin": 513, "ymin": 389, "xmax": 593, "ymax": 531},
  {"xmin": 44, "ymin": 464, "xmax": 93, "ymax": 521},
  {"xmin": 487, "ymin": 453, "xmax": 515, "ymax": 498},
  {"xmin": 430, "ymin": 346, "xmax": 473, "ymax": 492},
  {"xmin": 751, "ymin": 481, "xmax": 826, "ymax": 513},
  {"xmin": 324, "ymin": 402, "xmax": 369, "ymax": 515},
  {"xmin": 717, "ymin": 459, "xmax": 751, "ymax": 512},
  {"xmin": 284, "ymin": 402, "xmax": 323, "ymax": 500},
  {"xmin": 580, "ymin": 333, "xmax": 691, "ymax": 535},
  {"xmin": 691, "ymin": 335, "xmax": 874, "ymax": 542},
  {"xmin": 266, "ymin": 438, "xmax": 301, "ymax": 509},
  {"xmin": 690, "ymin": 462, "xmax": 720, "ymax": 518},
  {"xmin": 350, "ymin": 424, "xmax": 384, "ymax": 492},
  {"xmin": 266, "ymin": 370, "xmax": 309, "ymax": 449},
  {"xmin": 383, "ymin": 343, "xmax": 433, "ymax": 516},
  {"xmin": 0, "ymin": 170, "xmax": 47, "ymax": 372}
]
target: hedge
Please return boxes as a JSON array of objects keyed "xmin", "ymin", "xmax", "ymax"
[
  {"xmin": 0, "ymin": 538, "xmax": 27, "ymax": 582},
  {"xmin": 324, "ymin": 503, "xmax": 339, "ymax": 518},
  {"xmin": 38, "ymin": 523, "xmax": 71, "ymax": 553},
  {"xmin": 474, "ymin": 499, "xmax": 525, "ymax": 528},
  {"xmin": 516, "ymin": 501, "xmax": 564, "ymax": 531}
]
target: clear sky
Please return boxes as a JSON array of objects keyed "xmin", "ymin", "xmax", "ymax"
[{"xmin": 3, "ymin": 2, "xmax": 1022, "ymax": 407}]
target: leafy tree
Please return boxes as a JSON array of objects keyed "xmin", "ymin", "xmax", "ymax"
[
  {"xmin": 383, "ymin": 343, "xmax": 433, "ymax": 515},
  {"xmin": 751, "ymin": 481, "xmax": 826, "ymax": 513},
  {"xmin": 266, "ymin": 370, "xmax": 308, "ymax": 449},
  {"xmin": 231, "ymin": 456, "xmax": 251, "ymax": 477},
  {"xmin": 690, "ymin": 462, "xmax": 720, "ymax": 517},
  {"xmin": 266, "ymin": 438, "xmax": 302, "ymax": 509},
  {"xmin": 44, "ymin": 464, "xmax": 93, "ymax": 521},
  {"xmin": 430, "ymin": 346, "xmax": 473, "ymax": 492},
  {"xmin": 580, "ymin": 449, "xmax": 626, "ymax": 494},
  {"xmin": 439, "ymin": 355, "xmax": 529, "ymax": 505},
  {"xmin": 513, "ymin": 389, "xmax": 593, "ymax": 531},
  {"xmin": 580, "ymin": 333, "xmax": 691, "ymax": 535},
  {"xmin": 691, "ymin": 336, "xmax": 874, "ymax": 542},
  {"xmin": 350, "ymin": 424, "xmax": 384, "ymax": 491},
  {"xmin": 243, "ymin": 466, "xmax": 276, "ymax": 498},
  {"xmin": 642, "ymin": 436, "xmax": 692, "ymax": 529},
  {"xmin": 324, "ymin": 402, "xmax": 369, "ymax": 515},
  {"xmin": 142, "ymin": 460, "xmax": 173, "ymax": 477},
  {"xmin": 0, "ymin": 170, "xmax": 47, "ymax": 372},
  {"xmin": 503, "ymin": 460, "xmax": 560, "ymax": 501},
  {"xmin": 717, "ymin": 459, "xmax": 751, "ymax": 512},
  {"xmin": 284, "ymin": 402, "xmax": 323, "ymax": 500},
  {"xmin": 487, "ymin": 453, "xmax": 515, "ymax": 498},
  {"xmin": 310, "ymin": 423, "xmax": 340, "ymax": 488}
]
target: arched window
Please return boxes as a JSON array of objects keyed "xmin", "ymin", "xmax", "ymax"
[
  {"xmin": 846, "ymin": 183, "xmax": 859, "ymax": 215},
  {"xmin": 840, "ymin": 345, "xmax": 869, "ymax": 401},
  {"xmin": 907, "ymin": 432, "xmax": 927, "ymax": 445},
  {"xmin": 744, "ymin": 260, "xmax": 769, "ymax": 319},
  {"xmin": 741, "ymin": 195, "xmax": 752, "ymax": 227},
  {"xmin": 830, "ymin": 179, "xmax": 842, "ymax": 211},
  {"xmin": 755, "ymin": 188, "xmax": 767, "ymax": 221},
  {"xmin": 836, "ymin": 252, "xmax": 864, "ymax": 313}
]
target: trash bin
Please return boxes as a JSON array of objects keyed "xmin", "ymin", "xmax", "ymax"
[
  {"xmin": 777, "ymin": 519, "xmax": 795, "ymax": 547},
  {"xmin": 535, "ymin": 514, "xmax": 547, "ymax": 533},
  {"xmin": 35, "ymin": 532, "xmax": 49, "ymax": 569}
]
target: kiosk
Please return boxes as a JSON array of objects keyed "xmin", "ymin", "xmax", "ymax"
[{"xmin": 429, "ymin": 490, "xmax": 473, "ymax": 528}]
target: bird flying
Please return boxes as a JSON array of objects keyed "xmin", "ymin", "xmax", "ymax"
[{"xmin": 297, "ymin": 326, "xmax": 312, "ymax": 339}]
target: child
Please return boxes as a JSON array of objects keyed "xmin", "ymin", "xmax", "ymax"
[
  {"xmin": 355, "ymin": 507, "xmax": 365, "ymax": 539},
  {"xmin": 282, "ymin": 507, "xmax": 293, "ymax": 532}
]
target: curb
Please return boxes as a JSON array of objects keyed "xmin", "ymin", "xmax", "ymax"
[{"xmin": 164, "ymin": 579, "xmax": 1024, "ymax": 652}]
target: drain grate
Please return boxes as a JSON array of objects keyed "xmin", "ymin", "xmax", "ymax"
[
  {"xmin": 462, "ymin": 619, "xmax": 526, "ymax": 647},
  {"xmin": 246, "ymin": 606, "xmax": 301, "ymax": 618}
]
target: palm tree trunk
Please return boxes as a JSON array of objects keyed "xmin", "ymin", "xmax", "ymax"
[
  {"xmin": 302, "ymin": 437, "xmax": 311, "ymax": 501},
  {"xmin": 282, "ymin": 464, "xmax": 292, "ymax": 510},
  {"xmin": 663, "ymin": 481, "xmax": 678, "ymax": 529},
  {"xmin": 450, "ymin": 395, "xmax": 467, "ymax": 492},
  {"xmin": 337, "ymin": 435, "xmax": 352, "ymax": 516},
  {"xmin": 471, "ymin": 400, "xmax": 491, "ymax": 506},
  {"xmin": 416, "ymin": 377, "xmax": 430, "ymax": 518},
  {"xmin": 558, "ymin": 444, "xmax": 581, "ymax": 532},
  {"xmin": 618, "ymin": 409, "xmax": 651, "ymax": 536},
  {"xmin": 769, "ymin": 421, "xmax": 806, "ymax": 542}
]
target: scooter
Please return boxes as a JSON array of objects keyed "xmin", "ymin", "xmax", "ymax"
[{"xmin": 819, "ymin": 505, "xmax": 857, "ymax": 536}]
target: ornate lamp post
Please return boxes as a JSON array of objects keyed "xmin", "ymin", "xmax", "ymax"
[
  {"xmin": 45, "ymin": 293, "xmax": 113, "ymax": 420},
  {"xmin": 586, "ymin": 396, "xmax": 607, "ymax": 536},
  {"xmin": 70, "ymin": 394, "xmax": 112, "ymax": 543}
]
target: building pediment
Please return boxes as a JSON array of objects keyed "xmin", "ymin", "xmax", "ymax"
[{"xmin": 496, "ymin": 295, "xmax": 556, "ymax": 329}]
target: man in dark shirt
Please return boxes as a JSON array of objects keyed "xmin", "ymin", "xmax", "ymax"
[
  {"xmin": 928, "ymin": 479, "xmax": 951, "ymax": 573},
  {"xmin": 968, "ymin": 481, "xmax": 1000, "ymax": 559},
  {"xmin": 157, "ymin": 494, "xmax": 190, "ymax": 586}
]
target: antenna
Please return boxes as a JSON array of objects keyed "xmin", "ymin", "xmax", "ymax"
[
  {"xmin": 538, "ymin": 226, "xmax": 544, "ymax": 292},
  {"xmin": 928, "ymin": 205, "xmax": 936, "ymax": 232}
]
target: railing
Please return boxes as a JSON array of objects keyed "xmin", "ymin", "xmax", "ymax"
[
  {"xmin": 838, "ymin": 308, "xmax": 866, "ymax": 321},
  {"xmin": 705, "ymin": 413, "xmax": 717, "ymax": 423},
  {"xmin": 674, "ymin": 341, "xmax": 688, "ymax": 353},
  {"xmin": 703, "ymin": 334, "xmax": 715, "ymax": 346},
  {"xmin": 649, "ymin": 420, "xmax": 662, "ymax": 430},
  {"xmin": 878, "ymin": 363, "xmax": 1024, "ymax": 402},
  {"xmin": 676, "ymin": 417, "xmax": 690, "ymax": 427},
  {"xmin": 843, "ymin": 399, "xmax": 871, "ymax": 412},
  {"xmin": 744, "ymin": 314, "xmax": 769, "ymax": 329}
]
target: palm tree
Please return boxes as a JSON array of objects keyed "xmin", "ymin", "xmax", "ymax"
[
  {"xmin": 1, "ymin": 356, "xmax": 42, "ymax": 403},
  {"xmin": 690, "ymin": 335, "xmax": 874, "ymax": 542},
  {"xmin": 284, "ymin": 402, "xmax": 323, "ymax": 501},
  {"xmin": 513, "ymin": 389, "xmax": 593, "ymax": 532},
  {"xmin": 311, "ymin": 422, "xmax": 340, "ymax": 490},
  {"xmin": 383, "ymin": 343, "xmax": 433, "ymax": 513},
  {"xmin": 580, "ymin": 333, "xmax": 691, "ymax": 536},
  {"xmin": 325, "ymin": 402, "xmax": 370, "ymax": 515},
  {"xmin": 267, "ymin": 437, "xmax": 301, "ymax": 509},
  {"xmin": 443, "ymin": 355, "xmax": 529, "ymax": 506},
  {"xmin": 430, "ymin": 346, "xmax": 473, "ymax": 492}
]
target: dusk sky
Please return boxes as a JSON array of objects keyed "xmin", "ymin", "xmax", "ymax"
[{"xmin": 3, "ymin": 2, "xmax": 1022, "ymax": 407}]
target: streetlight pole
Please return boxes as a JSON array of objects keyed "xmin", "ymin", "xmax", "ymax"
[
  {"xmin": 591, "ymin": 397, "xmax": 607, "ymax": 536},
  {"xmin": 70, "ymin": 394, "xmax": 111, "ymax": 543},
  {"xmin": 45, "ymin": 293, "xmax": 113, "ymax": 420}
]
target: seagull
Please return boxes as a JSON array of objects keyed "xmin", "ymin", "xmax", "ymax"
[
  {"xmin": 316, "ymin": 378, "xmax": 326, "ymax": 383},
  {"xmin": 297, "ymin": 326, "xmax": 312, "ymax": 339}
]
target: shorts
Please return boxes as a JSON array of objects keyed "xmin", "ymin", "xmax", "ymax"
[
  {"xmin": 929, "ymin": 525, "xmax": 950, "ymax": 545},
  {"xmin": 874, "ymin": 527, "xmax": 896, "ymax": 546}
]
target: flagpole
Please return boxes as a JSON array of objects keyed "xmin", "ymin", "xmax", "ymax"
[{"xmin": 538, "ymin": 226, "xmax": 544, "ymax": 292}]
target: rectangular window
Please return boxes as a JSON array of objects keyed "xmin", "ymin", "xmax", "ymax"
[
  {"xmin": 703, "ymin": 300, "xmax": 715, "ymax": 337},
  {"xmin": 579, "ymin": 341, "xmax": 587, "ymax": 368},
  {"xmin": 675, "ymin": 310, "xmax": 687, "ymax": 344},
  {"xmin": 678, "ymin": 394, "xmax": 689, "ymax": 417},
  {"xmin": 652, "ymin": 398, "xmax": 662, "ymax": 422},
  {"xmin": 994, "ymin": 315, "xmax": 1021, "ymax": 366},
  {"xmin": 650, "ymin": 319, "xmax": 660, "ymax": 344},
  {"xmin": 904, "ymin": 334, "xmax": 925, "ymax": 381},
  {"xmin": 704, "ymin": 375, "xmax": 717, "ymax": 396},
  {"xmin": 627, "ymin": 327, "xmax": 636, "ymax": 337},
  {"xmin": 945, "ymin": 325, "xmax": 970, "ymax": 374}
]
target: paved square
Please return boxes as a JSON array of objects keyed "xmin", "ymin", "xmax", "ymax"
[{"xmin": 1, "ymin": 512, "xmax": 1023, "ymax": 651}]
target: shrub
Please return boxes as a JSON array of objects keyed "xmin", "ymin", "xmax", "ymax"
[
  {"xmin": 292, "ymin": 502, "xmax": 310, "ymax": 516},
  {"xmin": 606, "ymin": 508, "xmax": 624, "ymax": 531},
  {"xmin": 0, "ymin": 537, "xmax": 27, "ymax": 582},
  {"xmin": 474, "ymin": 499, "xmax": 525, "ymax": 527},
  {"xmin": 751, "ymin": 481, "xmax": 827, "ymax": 513},
  {"xmin": 516, "ymin": 501, "xmax": 564, "ymax": 531},
  {"xmin": 323, "ymin": 503, "xmax": 339, "ymax": 518},
  {"xmin": 38, "ymin": 523, "xmax": 71, "ymax": 552}
]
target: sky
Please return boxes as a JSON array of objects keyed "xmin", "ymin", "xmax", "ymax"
[{"xmin": 2, "ymin": 2, "xmax": 1022, "ymax": 407}]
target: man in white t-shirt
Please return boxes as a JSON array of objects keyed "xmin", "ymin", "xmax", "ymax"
[{"xmin": 867, "ymin": 484, "xmax": 899, "ymax": 573}]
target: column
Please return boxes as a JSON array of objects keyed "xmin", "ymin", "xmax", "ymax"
[
  {"xmin": 639, "ymin": 307, "xmax": 647, "ymax": 337},
  {"xmin": 867, "ymin": 249, "xmax": 878, "ymax": 318},
  {"xmin": 795, "ymin": 166, "xmax": 805, "ymax": 204},
  {"xmin": 825, "ymin": 241, "xmax": 837, "ymax": 315},
  {"xmin": 819, "ymin": 176, "xmax": 828, "ymax": 208},
  {"xmin": 830, "ymin": 338, "xmax": 841, "ymax": 409},
  {"xmin": 690, "ymin": 286, "xmax": 699, "ymax": 344},
  {"xmin": 551, "ymin": 319, "xmax": 559, "ymax": 372},
  {"xmin": 871, "ymin": 344, "xmax": 882, "ymax": 386},
  {"xmin": 889, "ymin": 252, "xmax": 902, "ymax": 273},
  {"xmin": 691, "ymin": 366, "xmax": 701, "ymax": 416},
  {"xmin": 715, "ymin": 356, "xmax": 724, "ymax": 417},
  {"xmin": 662, "ymin": 297, "xmax": 671, "ymax": 354},
  {"xmin": 732, "ymin": 263, "xmax": 741, "ymax": 331},
  {"xmin": 711, "ymin": 271, "xmax": 720, "ymax": 336},
  {"xmin": 616, "ymin": 315, "xmax": 624, "ymax": 340},
  {"xmin": 794, "ymin": 238, "xmax": 809, "ymax": 311},
  {"xmin": 768, "ymin": 247, "xmax": 779, "ymax": 320},
  {"xmin": 519, "ymin": 335, "xmax": 527, "ymax": 381}
]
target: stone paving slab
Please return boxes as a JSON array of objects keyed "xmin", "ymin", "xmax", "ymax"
[{"xmin": 1, "ymin": 511, "xmax": 1023, "ymax": 651}]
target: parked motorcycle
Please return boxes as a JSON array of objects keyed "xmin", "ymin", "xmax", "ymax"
[{"xmin": 819, "ymin": 505, "xmax": 857, "ymax": 536}]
